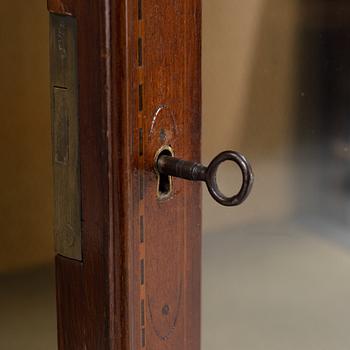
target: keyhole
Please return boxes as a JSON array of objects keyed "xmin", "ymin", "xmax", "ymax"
[{"xmin": 155, "ymin": 145, "xmax": 174, "ymax": 199}]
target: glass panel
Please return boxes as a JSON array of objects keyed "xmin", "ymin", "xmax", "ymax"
[{"xmin": 203, "ymin": 1, "xmax": 350, "ymax": 349}]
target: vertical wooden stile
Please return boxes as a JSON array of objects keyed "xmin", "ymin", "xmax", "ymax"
[{"xmin": 48, "ymin": 0, "xmax": 201, "ymax": 349}]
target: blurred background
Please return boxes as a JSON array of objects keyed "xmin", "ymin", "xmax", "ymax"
[
  {"xmin": 2, "ymin": 0, "xmax": 350, "ymax": 349},
  {"xmin": 0, "ymin": 2, "xmax": 55, "ymax": 349}
]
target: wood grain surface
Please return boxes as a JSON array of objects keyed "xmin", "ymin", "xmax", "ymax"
[{"xmin": 48, "ymin": 0, "xmax": 201, "ymax": 349}]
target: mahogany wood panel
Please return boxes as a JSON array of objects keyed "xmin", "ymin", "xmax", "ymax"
[
  {"xmin": 48, "ymin": 0, "xmax": 201, "ymax": 349},
  {"xmin": 49, "ymin": 1, "xmax": 118, "ymax": 348},
  {"xmin": 140, "ymin": 1, "xmax": 201, "ymax": 349}
]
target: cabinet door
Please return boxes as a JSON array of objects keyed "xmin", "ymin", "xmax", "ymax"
[{"xmin": 48, "ymin": 1, "xmax": 201, "ymax": 349}]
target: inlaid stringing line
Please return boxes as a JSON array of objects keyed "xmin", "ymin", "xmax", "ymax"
[{"xmin": 137, "ymin": 0, "xmax": 146, "ymax": 347}]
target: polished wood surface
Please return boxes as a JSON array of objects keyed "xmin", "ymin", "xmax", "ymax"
[{"xmin": 48, "ymin": 0, "xmax": 201, "ymax": 348}]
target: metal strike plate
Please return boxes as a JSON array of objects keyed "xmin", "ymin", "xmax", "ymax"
[{"xmin": 50, "ymin": 14, "xmax": 81, "ymax": 260}]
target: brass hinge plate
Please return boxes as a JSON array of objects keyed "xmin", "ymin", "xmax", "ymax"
[{"xmin": 50, "ymin": 14, "xmax": 81, "ymax": 260}]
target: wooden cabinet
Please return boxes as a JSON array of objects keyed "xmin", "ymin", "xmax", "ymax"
[{"xmin": 48, "ymin": 1, "xmax": 201, "ymax": 349}]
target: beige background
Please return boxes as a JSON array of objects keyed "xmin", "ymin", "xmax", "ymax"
[
  {"xmin": 202, "ymin": 0, "xmax": 300, "ymax": 233},
  {"xmin": 0, "ymin": 1, "xmax": 52, "ymax": 273},
  {"xmin": 0, "ymin": 0, "xmax": 300, "ymax": 271}
]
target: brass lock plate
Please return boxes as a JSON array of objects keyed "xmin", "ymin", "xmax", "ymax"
[{"xmin": 50, "ymin": 14, "xmax": 81, "ymax": 260}]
